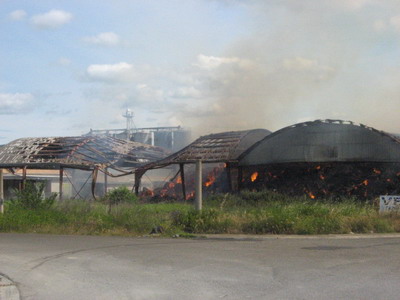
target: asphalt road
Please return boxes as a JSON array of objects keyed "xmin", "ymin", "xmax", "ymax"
[{"xmin": 0, "ymin": 233, "xmax": 400, "ymax": 300}]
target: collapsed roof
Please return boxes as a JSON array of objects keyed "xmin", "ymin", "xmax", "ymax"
[
  {"xmin": 137, "ymin": 129, "xmax": 271, "ymax": 172},
  {"xmin": 239, "ymin": 119, "xmax": 400, "ymax": 166},
  {"xmin": 0, "ymin": 135, "xmax": 169, "ymax": 174}
]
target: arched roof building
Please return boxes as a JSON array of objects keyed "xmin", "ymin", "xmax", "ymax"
[{"xmin": 239, "ymin": 119, "xmax": 400, "ymax": 166}]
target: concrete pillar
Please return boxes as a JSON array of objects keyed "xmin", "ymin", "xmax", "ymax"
[
  {"xmin": 22, "ymin": 166, "xmax": 27, "ymax": 190},
  {"xmin": 195, "ymin": 160, "xmax": 202, "ymax": 211},
  {"xmin": 59, "ymin": 167, "xmax": 63, "ymax": 201},
  {"xmin": 104, "ymin": 168, "xmax": 108, "ymax": 197},
  {"xmin": 134, "ymin": 172, "xmax": 142, "ymax": 196},
  {"xmin": 180, "ymin": 163, "xmax": 186, "ymax": 201},
  {"xmin": 0, "ymin": 169, "xmax": 3, "ymax": 214}
]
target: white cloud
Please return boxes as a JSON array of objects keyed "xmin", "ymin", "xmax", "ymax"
[
  {"xmin": 9, "ymin": 10, "xmax": 27, "ymax": 21},
  {"xmin": 283, "ymin": 57, "xmax": 319, "ymax": 70},
  {"xmin": 373, "ymin": 20, "xmax": 387, "ymax": 32},
  {"xmin": 83, "ymin": 32, "xmax": 120, "ymax": 46},
  {"xmin": 193, "ymin": 54, "xmax": 253, "ymax": 70},
  {"xmin": 86, "ymin": 62, "xmax": 134, "ymax": 82},
  {"xmin": 336, "ymin": 0, "xmax": 373, "ymax": 10},
  {"xmin": 31, "ymin": 10, "xmax": 72, "ymax": 29},
  {"xmin": 390, "ymin": 15, "xmax": 400, "ymax": 31},
  {"xmin": 170, "ymin": 86, "xmax": 202, "ymax": 99},
  {"xmin": 136, "ymin": 84, "xmax": 165, "ymax": 101},
  {"xmin": 0, "ymin": 93, "xmax": 34, "ymax": 114}
]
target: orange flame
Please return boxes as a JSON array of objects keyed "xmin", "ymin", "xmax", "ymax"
[
  {"xmin": 251, "ymin": 172, "xmax": 258, "ymax": 182},
  {"xmin": 204, "ymin": 175, "xmax": 216, "ymax": 187},
  {"xmin": 186, "ymin": 191, "xmax": 195, "ymax": 200},
  {"xmin": 373, "ymin": 168, "xmax": 381, "ymax": 174},
  {"xmin": 142, "ymin": 188, "xmax": 154, "ymax": 197},
  {"xmin": 362, "ymin": 179, "xmax": 369, "ymax": 186},
  {"xmin": 176, "ymin": 176, "xmax": 182, "ymax": 184},
  {"xmin": 308, "ymin": 191, "xmax": 316, "ymax": 199},
  {"xmin": 315, "ymin": 165, "xmax": 321, "ymax": 170}
]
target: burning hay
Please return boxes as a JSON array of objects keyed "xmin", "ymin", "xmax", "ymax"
[
  {"xmin": 140, "ymin": 163, "xmax": 228, "ymax": 201},
  {"xmin": 238, "ymin": 120, "xmax": 400, "ymax": 200},
  {"xmin": 241, "ymin": 163, "xmax": 400, "ymax": 200}
]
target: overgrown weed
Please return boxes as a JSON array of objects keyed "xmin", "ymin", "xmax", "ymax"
[{"xmin": 0, "ymin": 190, "xmax": 399, "ymax": 235}]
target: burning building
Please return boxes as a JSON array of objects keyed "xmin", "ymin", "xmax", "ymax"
[
  {"xmin": 134, "ymin": 129, "xmax": 271, "ymax": 200},
  {"xmin": 238, "ymin": 119, "xmax": 400, "ymax": 200},
  {"xmin": 0, "ymin": 136, "xmax": 169, "ymax": 200}
]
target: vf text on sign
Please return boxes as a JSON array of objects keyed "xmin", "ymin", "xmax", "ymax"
[{"xmin": 380, "ymin": 195, "xmax": 400, "ymax": 213}]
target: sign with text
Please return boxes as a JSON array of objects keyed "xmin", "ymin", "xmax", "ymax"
[{"xmin": 380, "ymin": 195, "xmax": 400, "ymax": 213}]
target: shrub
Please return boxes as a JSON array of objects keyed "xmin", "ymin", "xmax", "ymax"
[
  {"xmin": 104, "ymin": 186, "xmax": 137, "ymax": 205},
  {"xmin": 10, "ymin": 182, "xmax": 56, "ymax": 210}
]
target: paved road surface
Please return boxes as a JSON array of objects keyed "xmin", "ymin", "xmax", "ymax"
[{"xmin": 0, "ymin": 233, "xmax": 400, "ymax": 300}]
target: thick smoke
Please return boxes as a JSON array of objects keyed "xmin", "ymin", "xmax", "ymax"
[{"xmin": 175, "ymin": 0, "xmax": 400, "ymax": 137}]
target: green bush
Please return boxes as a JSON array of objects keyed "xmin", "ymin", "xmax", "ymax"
[
  {"xmin": 10, "ymin": 182, "xmax": 56, "ymax": 210},
  {"xmin": 104, "ymin": 186, "xmax": 137, "ymax": 205}
]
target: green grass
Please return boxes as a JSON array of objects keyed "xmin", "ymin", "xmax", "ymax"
[{"xmin": 0, "ymin": 190, "xmax": 399, "ymax": 236}]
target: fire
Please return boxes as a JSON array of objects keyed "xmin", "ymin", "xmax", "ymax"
[
  {"xmin": 204, "ymin": 174, "xmax": 216, "ymax": 187},
  {"xmin": 186, "ymin": 191, "xmax": 195, "ymax": 200},
  {"xmin": 373, "ymin": 168, "xmax": 381, "ymax": 174},
  {"xmin": 176, "ymin": 176, "xmax": 182, "ymax": 184},
  {"xmin": 160, "ymin": 189, "xmax": 167, "ymax": 197},
  {"xmin": 251, "ymin": 172, "xmax": 258, "ymax": 182},
  {"xmin": 308, "ymin": 191, "xmax": 316, "ymax": 199},
  {"xmin": 315, "ymin": 165, "xmax": 321, "ymax": 170},
  {"xmin": 362, "ymin": 179, "xmax": 369, "ymax": 186},
  {"xmin": 141, "ymin": 187, "xmax": 154, "ymax": 197}
]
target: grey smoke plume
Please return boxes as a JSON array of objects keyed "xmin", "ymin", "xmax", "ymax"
[{"xmin": 175, "ymin": 0, "xmax": 400, "ymax": 137}]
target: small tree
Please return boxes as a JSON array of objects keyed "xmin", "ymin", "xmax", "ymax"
[{"xmin": 12, "ymin": 182, "xmax": 57, "ymax": 210}]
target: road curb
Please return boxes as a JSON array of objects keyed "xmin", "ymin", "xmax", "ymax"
[
  {"xmin": 198, "ymin": 233, "xmax": 400, "ymax": 241},
  {"xmin": 0, "ymin": 274, "xmax": 20, "ymax": 300}
]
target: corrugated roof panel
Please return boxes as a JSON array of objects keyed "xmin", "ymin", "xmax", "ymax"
[{"xmin": 239, "ymin": 120, "xmax": 400, "ymax": 165}]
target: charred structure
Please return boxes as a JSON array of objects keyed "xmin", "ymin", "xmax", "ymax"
[
  {"xmin": 135, "ymin": 129, "xmax": 271, "ymax": 200},
  {"xmin": 0, "ymin": 136, "xmax": 169, "ymax": 199}
]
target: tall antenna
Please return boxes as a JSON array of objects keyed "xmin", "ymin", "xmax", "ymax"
[{"xmin": 123, "ymin": 109, "xmax": 134, "ymax": 141}]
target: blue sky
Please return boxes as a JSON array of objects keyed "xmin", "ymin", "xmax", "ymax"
[{"xmin": 1, "ymin": 0, "xmax": 400, "ymax": 143}]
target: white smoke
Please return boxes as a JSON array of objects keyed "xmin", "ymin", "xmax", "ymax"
[{"xmin": 172, "ymin": 0, "xmax": 400, "ymax": 136}]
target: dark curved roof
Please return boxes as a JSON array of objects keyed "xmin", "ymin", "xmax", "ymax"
[
  {"xmin": 239, "ymin": 119, "xmax": 400, "ymax": 165},
  {"xmin": 0, "ymin": 135, "xmax": 169, "ymax": 173},
  {"xmin": 137, "ymin": 129, "xmax": 271, "ymax": 172}
]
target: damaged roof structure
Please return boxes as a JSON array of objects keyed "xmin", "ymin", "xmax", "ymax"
[
  {"xmin": 0, "ymin": 135, "xmax": 169, "ymax": 199},
  {"xmin": 0, "ymin": 136, "xmax": 169, "ymax": 172},
  {"xmin": 134, "ymin": 129, "xmax": 271, "ymax": 197}
]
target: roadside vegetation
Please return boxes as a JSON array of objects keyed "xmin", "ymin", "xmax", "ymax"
[{"xmin": 0, "ymin": 185, "xmax": 399, "ymax": 236}]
